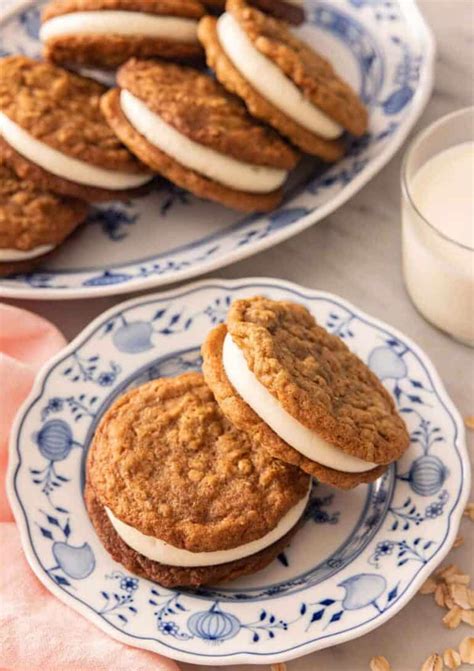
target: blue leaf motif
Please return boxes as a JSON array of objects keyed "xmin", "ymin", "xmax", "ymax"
[
  {"xmin": 387, "ymin": 584, "xmax": 399, "ymax": 602},
  {"xmin": 319, "ymin": 598, "xmax": 336, "ymax": 606},
  {"xmin": 329, "ymin": 610, "xmax": 344, "ymax": 623},
  {"xmin": 381, "ymin": 86, "xmax": 414, "ymax": 114},
  {"xmin": 40, "ymin": 527, "xmax": 53, "ymax": 540},
  {"xmin": 311, "ymin": 610, "xmax": 325, "ymax": 622}
]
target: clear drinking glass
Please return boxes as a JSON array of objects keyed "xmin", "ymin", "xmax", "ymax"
[{"xmin": 401, "ymin": 107, "xmax": 474, "ymax": 346}]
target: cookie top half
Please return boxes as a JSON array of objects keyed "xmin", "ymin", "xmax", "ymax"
[
  {"xmin": 0, "ymin": 56, "xmax": 145, "ymax": 174},
  {"xmin": 224, "ymin": 296, "xmax": 409, "ymax": 464},
  {"xmin": 87, "ymin": 372, "xmax": 310, "ymax": 553},
  {"xmin": 226, "ymin": 0, "xmax": 368, "ymax": 136},
  {"xmin": 117, "ymin": 58, "xmax": 298, "ymax": 169},
  {"xmin": 42, "ymin": 0, "xmax": 206, "ymax": 22}
]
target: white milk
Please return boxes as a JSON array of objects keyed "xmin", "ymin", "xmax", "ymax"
[{"xmin": 403, "ymin": 142, "xmax": 474, "ymax": 344}]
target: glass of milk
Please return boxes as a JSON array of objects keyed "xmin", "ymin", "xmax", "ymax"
[{"xmin": 401, "ymin": 107, "xmax": 474, "ymax": 346}]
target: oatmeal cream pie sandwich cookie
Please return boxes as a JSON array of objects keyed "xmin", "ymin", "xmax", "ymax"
[
  {"xmin": 198, "ymin": 0, "xmax": 368, "ymax": 161},
  {"xmin": 203, "ymin": 0, "xmax": 305, "ymax": 26},
  {"xmin": 101, "ymin": 59, "xmax": 299, "ymax": 212},
  {"xmin": 202, "ymin": 297, "xmax": 410, "ymax": 490},
  {"xmin": 40, "ymin": 0, "xmax": 206, "ymax": 69},
  {"xmin": 0, "ymin": 157, "xmax": 88, "ymax": 276},
  {"xmin": 86, "ymin": 372, "xmax": 311, "ymax": 587},
  {"xmin": 0, "ymin": 56, "xmax": 152, "ymax": 203}
]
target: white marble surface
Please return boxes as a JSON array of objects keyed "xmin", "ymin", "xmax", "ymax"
[{"xmin": 4, "ymin": 1, "xmax": 474, "ymax": 669}]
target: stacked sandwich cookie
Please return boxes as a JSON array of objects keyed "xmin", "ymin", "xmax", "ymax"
[
  {"xmin": 0, "ymin": 157, "xmax": 88, "ymax": 276},
  {"xmin": 40, "ymin": 0, "xmax": 206, "ymax": 69},
  {"xmin": 202, "ymin": 297, "xmax": 409, "ymax": 489},
  {"xmin": 199, "ymin": 0, "xmax": 368, "ymax": 160},
  {"xmin": 101, "ymin": 59, "xmax": 299, "ymax": 211},
  {"xmin": 0, "ymin": 56, "xmax": 152, "ymax": 204},
  {"xmin": 86, "ymin": 296, "xmax": 409, "ymax": 587},
  {"xmin": 86, "ymin": 372, "xmax": 311, "ymax": 588}
]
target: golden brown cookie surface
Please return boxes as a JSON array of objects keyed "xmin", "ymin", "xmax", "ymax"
[
  {"xmin": 223, "ymin": 297, "xmax": 409, "ymax": 463},
  {"xmin": 226, "ymin": 0, "xmax": 368, "ymax": 136},
  {"xmin": 198, "ymin": 16, "xmax": 345, "ymax": 160},
  {"xmin": 43, "ymin": 0, "xmax": 205, "ymax": 21},
  {"xmin": 202, "ymin": 324, "xmax": 387, "ymax": 489},
  {"xmin": 0, "ymin": 56, "xmax": 147, "ymax": 173},
  {"xmin": 42, "ymin": 0, "xmax": 206, "ymax": 68},
  {"xmin": 203, "ymin": 0, "xmax": 305, "ymax": 25},
  {"xmin": 101, "ymin": 88, "xmax": 284, "ymax": 212},
  {"xmin": 85, "ymin": 482, "xmax": 300, "ymax": 587},
  {"xmin": 0, "ymin": 157, "xmax": 87, "ymax": 276},
  {"xmin": 117, "ymin": 58, "xmax": 298, "ymax": 169},
  {"xmin": 87, "ymin": 372, "xmax": 310, "ymax": 553}
]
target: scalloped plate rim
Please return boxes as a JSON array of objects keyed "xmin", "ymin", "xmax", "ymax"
[{"xmin": 7, "ymin": 277, "xmax": 470, "ymax": 665}]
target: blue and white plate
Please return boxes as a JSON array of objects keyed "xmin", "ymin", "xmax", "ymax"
[
  {"xmin": 8, "ymin": 278, "xmax": 469, "ymax": 666},
  {"xmin": 0, "ymin": 0, "xmax": 434, "ymax": 299}
]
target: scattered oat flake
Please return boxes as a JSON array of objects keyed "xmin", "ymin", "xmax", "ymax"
[
  {"xmin": 443, "ymin": 606, "xmax": 463, "ymax": 629},
  {"xmin": 420, "ymin": 577, "xmax": 438, "ymax": 595},
  {"xmin": 468, "ymin": 589, "xmax": 474, "ymax": 608},
  {"xmin": 459, "ymin": 636, "xmax": 474, "ymax": 664},
  {"xmin": 370, "ymin": 656, "xmax": 391, "ymax": 671},
  {"xmin": 445, "ymin": 573, "xmax": 470, "ymax": 585},
  {"xmin": 271, "ymin": 664, "xmax": 287, "ymax": 671},
  {"xmin": 420, "ymin": 652, "xmax": 443, "ymax": 671},
  {"xmin": 435, "ymin": 584, "xmax": 448, "ymax": 608},
  {"xmin": 465, "ymin": 416, "xmax": 474, "ymax": 430},
  {"xmin": 464, "ymin": 503, "xmax": 474, "ymax": 521},
  {"xmin": 461, "ymin": 609, "xmax": 474, "ymax": 627},
  {"xmin": 452, "ymin": 535, "xmax": 464, "ymax": 549},
  {"xmin": 450, "ymin": 584, "xmax": 471, "ymax": 609},
  {"xmin": 436, "ymin": 564, "xmax": 460, "ymax": 578},
  {"xmin": 443, "ymin": 647, "xmax": 462, "ymax": 669}
]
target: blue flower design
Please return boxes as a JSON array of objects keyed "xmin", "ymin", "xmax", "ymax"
[
  {"xmin": 47, "ymin": 398, "xmax": 63, "ymax": 412},
  {"xmin": 376, "ymin": 541, "xmax": 394, "ymax": 556},
  {"xmin": 425, "ymin": 502, "xmax": 444, "ymax": 519},
  {"xmin": 98, "ymin": 372, "xmax": 116, "ymax": 386},
  {"xmin": 120, "ymin": 577, "xmax": 139, "ymax": 592},
  {"xmin": 159, "ymin": 621, "xmax": 179, "ymax": 636}
]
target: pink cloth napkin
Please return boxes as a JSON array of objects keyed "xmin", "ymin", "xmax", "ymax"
[{"xmin": 0, "ymin": 303, "xmax": 179, "ymax": 671}]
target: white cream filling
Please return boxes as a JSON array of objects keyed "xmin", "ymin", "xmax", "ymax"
[
  {"xmin": 39, "ymin": 11, "xmax": 198, "ymax": 43},
  {"xmin": 223, "ymin": 334, "xmax": 378, "ymax": 473},
  {"xmin": 0, "ymin": 112, "xmax": 151, "ymax": 190},
  {"xmin": 105, "ymin": 485, "xmax": 310, "ymax": 567},
  {"xmin": 216, "ymin": 13, "xmax": 343, "ymax": 139},
  {"xmin": 0, "ymin": 244, "xmax": 54, "ymax": 262},
  {"xmin": 120, "ymin": 90, "xmax": 287, "ymax": 193}
]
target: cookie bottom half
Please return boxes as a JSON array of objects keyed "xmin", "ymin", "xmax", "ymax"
[{"xmin": 85, "ymin": 482, "xmax": 300, "ymax": 588}]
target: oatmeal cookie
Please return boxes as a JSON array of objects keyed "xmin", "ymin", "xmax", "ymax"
[
  {"xmin": 0, "ymin": 56, "xmax": 151, "ymax": 202},
  {"xmin": 203, "ymin": 0, "xmax": 305, "ymax": 25},
  {"xmin": 117, "ymin": 58, "xmax": 297, "ymax": 168},
  {"xmin": 87, "ymin": 372, "xmax": 309, "ymax": 548},
  {"xmin": 101, "ymin": 60, "xmax": 298, "ymax": 211},
  {"xmin": 0, "ymin": 157, "xmax": 88, "ymax": 276},
  {"xmin": 202, "ymin": 297, "xmax": 409, "ymax": 488},
  {"xmin": 225, "ymin": 0, "xmax": 368, "ymax": 135},
  {"xmin": 85, "ymin": 482, "xmax": 301, "ymax": 587},
  {"xmin": 198, "ymin": 15, "xmax": 345, "ymax": 160},
  {"xmin": 41, "ymin": 0, "xmax": 206, "ymax": 68}
]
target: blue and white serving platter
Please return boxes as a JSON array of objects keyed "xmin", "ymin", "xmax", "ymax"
[
  {"xmin": 8, "ymin": 278, "xmax": 470, "ymax": 666},
  {"xmin": 0, "ymin": 0, "xmax": 434, "ymax": 300}
]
